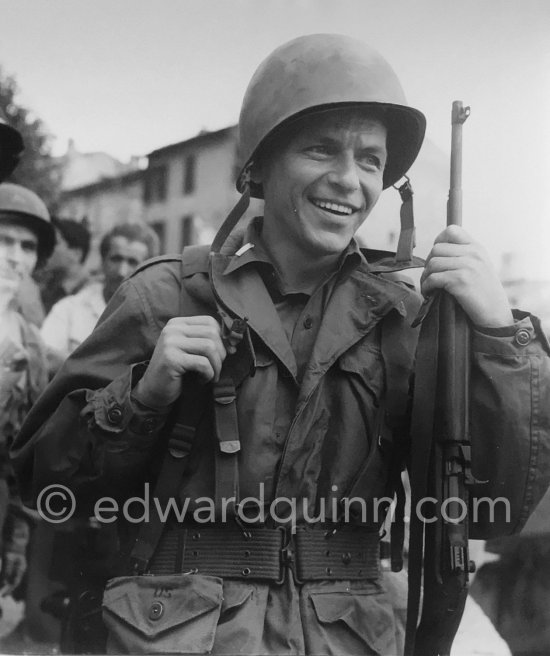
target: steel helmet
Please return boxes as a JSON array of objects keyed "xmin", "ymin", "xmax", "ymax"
[
  {"xmin": 0, "ymin": 109, "xmax": 24, "ymax": 182},
  {"xmin": 0, "ymin": 182, "xmax": 55, "ymax": 260},
  {"xmin": 237, "ymin": 33, "xmax": 426, "ymax": 197}
]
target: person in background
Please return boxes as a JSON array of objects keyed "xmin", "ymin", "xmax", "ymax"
[
  {"xmin": 0, "ymin": 109, "xmax": 45, "ymax": 331},
  {"xmin": 37, "ymin": 217, "xmax": 91, "ymax": 316},
  {"xmin": 40, "ymin": 222, "xmax": 159, "ymax": 373},
  {"xmin": 0, "ymin": 182, "xmax": 54, "ymax": 624},
  {"xmin": 0, "ymin": 110, "xmax": 23, "ymax": 183}
]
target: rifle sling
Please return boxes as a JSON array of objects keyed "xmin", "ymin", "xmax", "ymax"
[{"xmin": 405, "ymin": 293, "xmax": 442, "ymax": 656}]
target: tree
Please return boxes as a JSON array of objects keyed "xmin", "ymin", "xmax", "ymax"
[{"xmin": 0, "ymin": 67, "xmax": 61, "ymax": 208}]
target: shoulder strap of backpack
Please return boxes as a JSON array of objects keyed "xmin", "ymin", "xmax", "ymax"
[
  {"xmin": 127, "ymin": 247, "xmax": 213, "ymax": 574},
  {"xmin": 127, "ymin": 245, "xmax": 256, "ymax": 573}
]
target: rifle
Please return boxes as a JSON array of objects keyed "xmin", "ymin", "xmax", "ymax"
[{"xmin": 405, "ymin": 101, "xmax": 480, "ymax": 656}]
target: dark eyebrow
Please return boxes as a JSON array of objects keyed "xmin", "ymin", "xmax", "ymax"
[{"xmin": 360, "ymin": 144, "xmax": 387, "ymax": 154}]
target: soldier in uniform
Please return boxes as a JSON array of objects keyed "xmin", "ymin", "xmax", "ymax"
[
  {"xmin": 12, "ymin": 35, "xmax": 550, "ymax": 655},
  {"xmin": 0, "ymin": 181, "xmax": 54, "ymax": 645}
]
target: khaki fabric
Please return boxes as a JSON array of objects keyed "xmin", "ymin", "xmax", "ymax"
[{"xmin": 102, "ymin": 573, "xmax": 399, "ymax": 656}]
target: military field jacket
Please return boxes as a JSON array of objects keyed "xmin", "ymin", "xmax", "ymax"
[{"xmin": 11, "ymin": 239, "xmax": 550, "ymax": 538}]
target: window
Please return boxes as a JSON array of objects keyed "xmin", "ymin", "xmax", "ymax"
[
  {"xmin": 150, "ymin": 221, "xmax": 166, "ymax": 252},
  {"xmin": 144, "ymin": 166, "xmax": 167, "ymax": 203},
  {"xmin": 181, "ymin": 215, "xmax": 195, "ymax": 248},
  {"xmin": 183, "ymin": 154, "xmax": 196, "ymax": 195}
]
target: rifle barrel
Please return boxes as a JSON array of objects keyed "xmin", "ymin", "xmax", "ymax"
[{"xmin": 448, "ymin": 101, "xmax": 470, "ymax": 227}]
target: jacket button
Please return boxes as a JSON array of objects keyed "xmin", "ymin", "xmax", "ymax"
[
  {"xmin": 149, "ymin": 601, "xmax": 164, "ymax": 621},
  {"xmin": 143, "ymin": 418, "xmax": 157, "ymax": 433},
  {"xmin": 303, "ymin": 316, "xmax": 313, "ymax": 330},
  {"xmin": 107, "ymin": 405, "xmax": 123, "ymax": 425},
  {"xmin": 514, "ymin": 328, "xmax": 531, "ymax": 346}
]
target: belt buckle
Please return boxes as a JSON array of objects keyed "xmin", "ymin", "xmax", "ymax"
[
  {"xmin": 277, "ymin": 527, "xmax": 303, "ymax": 585},
  {"xmin": 277, "ymin": 526, "xmax": 304, "ymax": 585}
]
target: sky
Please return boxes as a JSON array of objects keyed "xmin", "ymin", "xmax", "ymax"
[{"xmin": 1, "ymin": 0, "xmax": 549, "ymax": 277}]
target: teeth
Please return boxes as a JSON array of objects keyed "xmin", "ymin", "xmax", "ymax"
[{"xmin": 314, "ymin": 200, "xmax": 354, "ymax": 215}]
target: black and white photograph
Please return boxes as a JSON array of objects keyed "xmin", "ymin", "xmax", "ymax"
[{"xmin": 0, "ymin": 1, "xmax": 549, "ymax": 654}]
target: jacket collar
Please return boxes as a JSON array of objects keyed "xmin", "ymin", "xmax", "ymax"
[{"xmin": 210, "ymin": 218, "xmax": 412, "ymax": 384}]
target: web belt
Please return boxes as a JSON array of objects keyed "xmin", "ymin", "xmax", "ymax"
[{"xmin": 148, "ymin": 525, "xmax": 380, "ymax": 584}]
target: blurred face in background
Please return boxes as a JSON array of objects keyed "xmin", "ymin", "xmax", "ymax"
[
  {"xmin": 0, "ymin": 220, "xmax": 38, "ymax": 301},
  {"xmin": 46, "ymin": 227, "xmax": 84, "ymax": 273},
  {"xmin": 102, "ymin": 236, "xmax": 149, "ymax": 302}
]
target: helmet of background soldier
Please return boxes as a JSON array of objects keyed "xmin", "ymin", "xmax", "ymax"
[
  {"xmin": 0, "ymin": 109, "xmax": 24, "ymax": 182},
  {"xmin": 236, "ymin": 33, "xmax": 426, "ymax": 198},
  {"xmin": 0, "ymin": 182, "xmax": 55, "ymax": 261}
]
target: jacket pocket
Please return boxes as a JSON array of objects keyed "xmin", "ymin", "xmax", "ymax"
[
  {"xmin": 305, "ymin": 583, "xmax": 397, "ymax": 656},
  {"xmin": 102, "ymin": 574, "xmax": 223, "ymax": 654},
  {"xmin": 337, "ymin": 340, "xmax": 385, "ymax": 404}
]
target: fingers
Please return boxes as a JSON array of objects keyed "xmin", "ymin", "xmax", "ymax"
[
  {"xmin": 164, "ymin": 317, "xmax": 227, "ymax": 365},
  {"xmin": 433, "ymin": 225, "xmax": 472, "ymax": 245},
  {"xmin": 164, "ymin": 336, "xmax": 225, "ymax": 382},
  {"xmin": 421, "ymin": 229, "xmax": 513, "ymax": 327},
  {"xmin": 421, "ymin": 227, "xmax": 487, "ymax": 291},
  {"xmin": 134, "ymin": 315, "xmax": 229, "ymax": 408}
]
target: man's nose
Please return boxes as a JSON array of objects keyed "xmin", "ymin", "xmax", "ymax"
[
  {"xmin": 326, "ymin": 152, "xmax": 361, "ymax": 192},
  {"xmin": 6, "ymin": 242, "xmax": 25, "ymax": 266},
  {"xmin": 116, "ymin": 260, "xmax": 132, "ymax": 279}
]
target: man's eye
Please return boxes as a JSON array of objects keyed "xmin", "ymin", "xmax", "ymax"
[
  {"xmin": 358, "ymin": 154, "xmax": 382, "ymax": 169},
  {"xmin": 306, "ymin": 145, "xmax": 331, "ymax": 156}
]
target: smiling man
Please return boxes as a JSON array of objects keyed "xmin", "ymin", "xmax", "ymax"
[{"xmin": 12, "ymin": 35, "xmax": 550, "ymax": 655}]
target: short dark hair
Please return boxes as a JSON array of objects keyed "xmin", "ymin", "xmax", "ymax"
[
  {"xmin": 52, "ymin": 217, "xmax": 91, "ymax": 263},
  {"xmin": 99, "ymin": 223, "xmax": 160, "ymax": 261}
]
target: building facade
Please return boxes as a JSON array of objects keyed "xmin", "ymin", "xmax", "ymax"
[{"xmin": 143, "ymin": 126, "xmax": 241, "ymax": 252}]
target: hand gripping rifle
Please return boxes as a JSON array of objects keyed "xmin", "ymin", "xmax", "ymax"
[{"xmin": 404, "ymin": 101, "xmax": 482, "ymax": 656}]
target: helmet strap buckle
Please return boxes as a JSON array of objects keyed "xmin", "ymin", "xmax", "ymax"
[{"xmin": 393, "ymin": 175, "xmax": 416, "ymax": 264}]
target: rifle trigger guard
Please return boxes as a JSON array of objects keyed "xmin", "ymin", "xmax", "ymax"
[{"xmin": 447, "ymin": 443, "xmax": 488, "ymax": 486}]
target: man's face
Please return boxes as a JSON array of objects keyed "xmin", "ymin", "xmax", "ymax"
[
  {"xmin": 0, "ymin": 221, "xmax": 38, "ymax": 294},
  {"xmin": 102, "ymin": 236, "xmax": 149, "ymax": 300},
  {"xmin": 47, "ymin": 229, "xmax": 83, "ymax": 272},
  {"xmin": 258, "ymin": 109, "xmax": 387, "ymax": 257}
]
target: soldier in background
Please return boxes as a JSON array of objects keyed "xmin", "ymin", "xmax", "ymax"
[{"xmin": 0, "ymin": 182, "xmax": 54, "ymax": 646}]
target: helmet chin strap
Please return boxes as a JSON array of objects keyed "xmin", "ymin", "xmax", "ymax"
[
  {"xmin": 210, "ymin": 167, "xmax": 252, "ymax": 256},
  {"xmin": 208, "ymin": 179, "xmax": 252, "ymax": 353},
  {"xmin": 394, "ymin": 176, "xmax": 416, "ymax": 265}
]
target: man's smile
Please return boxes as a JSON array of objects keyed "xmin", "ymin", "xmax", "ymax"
[{"xmin": 310, "ymin": 198, "xmax": 360, "ymax": 217}]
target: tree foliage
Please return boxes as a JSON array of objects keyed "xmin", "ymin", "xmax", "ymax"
[{"xmin": 0, "ymin": 66, "xmax": 61, "ymax": 209}]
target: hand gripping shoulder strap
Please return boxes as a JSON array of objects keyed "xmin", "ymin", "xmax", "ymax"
[
  {"xmin": 127, "ymin": 246, "xmax": 214, "ymax": 574},
  {"xmin": 128, "ymin": 246, "xmax": 255, "ymax": 573}
]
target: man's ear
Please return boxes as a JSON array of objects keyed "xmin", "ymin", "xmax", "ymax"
[{"xmin": 249, "ymin": 160, "xmax": 264, "ymax": 186}]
